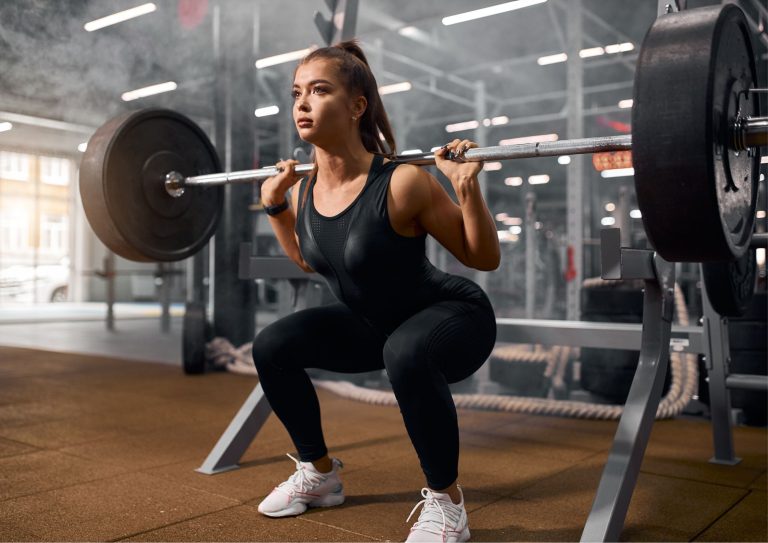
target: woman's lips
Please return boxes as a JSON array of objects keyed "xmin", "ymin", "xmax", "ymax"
[{"xmin": 297, "ymin": 119, "xmax": 313, "ymax": 128}]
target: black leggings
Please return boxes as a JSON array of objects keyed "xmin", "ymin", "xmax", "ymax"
[{"xmin": 251, "ymin": 297, "xmax": 496, "ymax": 490}]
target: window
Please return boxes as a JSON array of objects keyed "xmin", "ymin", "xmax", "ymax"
[
  {"xmin": 40, "ymin": 215, "xmax": 68, "ymax": 254},
  {"xmin": 0, "ymin": 211, "xmax": 30, "ymax": 251},
  {"xmin": 0, "ymin": 151, "xmax": 31, "ymax": 181},
  {"xmin": 40, "ymin": 156, "xmax": 71, "ymax": 186}
]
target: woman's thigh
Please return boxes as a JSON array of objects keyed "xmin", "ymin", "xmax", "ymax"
[
  {"xmin": 385, "ymin": 299, "xmax": 496, "ymax": 384},
  {"xmin": 253, "ymin": 302, "xmax": 386, "ymax": 373}
]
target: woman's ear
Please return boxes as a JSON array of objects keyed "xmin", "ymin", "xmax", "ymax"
[{"xmin": 352, "ymin": 96, "xmax": 368, "ymax": 119}]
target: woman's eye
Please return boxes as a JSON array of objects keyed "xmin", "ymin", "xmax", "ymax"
[{"xmin": 313, "ymin": 87, "xmax": 326, "ymax": 94}]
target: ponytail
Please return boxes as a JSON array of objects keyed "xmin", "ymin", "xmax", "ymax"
[{"xmin": 299, "ymin": 40, "xmax": 397, "ymax": 158}]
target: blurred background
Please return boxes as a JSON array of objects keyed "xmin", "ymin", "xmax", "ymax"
[{"xmin": 0, "ymin": 0, "xmax": 765, "ymax": 414}]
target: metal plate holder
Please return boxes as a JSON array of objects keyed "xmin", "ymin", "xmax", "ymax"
[{"xmin": 580, "ymin": 228, "xmax": 675, "ymax": 541}]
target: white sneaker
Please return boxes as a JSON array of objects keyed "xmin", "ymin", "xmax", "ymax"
[
  {"xmin": 405, "ymin": 485, "xmax": 470, "ymax": 542},
  {"xmin": 257, "ymin": 453, "xmax": 344, "ymax": 517}
]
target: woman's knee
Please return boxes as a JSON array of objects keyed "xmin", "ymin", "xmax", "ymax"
[
  {"xmin": 251, "ymin": 321, "xmax": 294, "ymax": 372},
  {"xmin": 382, "ymin": 330, "xmax": 430, "ymax": 386}
]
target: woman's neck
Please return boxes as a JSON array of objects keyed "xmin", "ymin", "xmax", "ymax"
[{"xmin": 314, "ymin": 140, "xmax": 373, "ymax": 188}]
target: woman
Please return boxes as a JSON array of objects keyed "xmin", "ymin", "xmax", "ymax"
[{"xmin": 253, "ymin": 39, "xmax": 499, "ymax": 543}]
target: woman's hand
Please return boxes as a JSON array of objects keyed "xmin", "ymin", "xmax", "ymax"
[
  {"xmin": 261, "ymin": 159, "xmax": 316, "ymax": 206},
  {"xmin": 433, "ymin": 138, "xmax": 483, "ymax": 183}
]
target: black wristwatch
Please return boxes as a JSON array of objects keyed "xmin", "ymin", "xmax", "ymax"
[{"xmin": 264, "ymin": 199, "xmax": 289, "ymax": 216}]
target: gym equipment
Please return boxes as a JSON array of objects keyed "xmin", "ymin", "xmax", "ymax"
[
  {"xmin": 701, "ymin": 249, "xmax": 758, "ymax": 317},
  {"xmin": 79, "ymin": 4, "xmax": 766, "ymax": 265},
  {"xmin": 80, "ymin": 109, "xmax": 223, "ymax": 262},
  {"xmin": 182, "ymin": 301, "xmax": 211, "ymax": 374}
]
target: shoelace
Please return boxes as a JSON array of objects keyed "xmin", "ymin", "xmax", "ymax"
[
  {"xmin": 275, "ymin": 453, "xmax": 328, "ymax": 496},
  {"xmin": 406, "ymin": 487, "xmax": 463, "ymax": 539}
]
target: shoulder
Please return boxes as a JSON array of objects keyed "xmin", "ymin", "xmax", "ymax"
[{"xmin": 389, "ymin": 163, "xmax": 431, "ymax": 204}]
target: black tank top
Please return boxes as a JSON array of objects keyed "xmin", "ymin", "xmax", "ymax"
[{"xmin": 295, "ymin": 154, "xmax": 489, "ymax": 336}]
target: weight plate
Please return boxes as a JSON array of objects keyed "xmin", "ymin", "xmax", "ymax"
[
  {"xmin": 633, "ymin": 4, "xmax": 760, "ymax": 262},
  {"xmin": 702, "ymin": 248, "xmax": 757, "ymax": 317},
  {"xmin": 80, "ymin": 108, "xmax": 223, "ymax": 262},
  {"xmin": 183, "ymin": 301, "xmax": 208, "ymax": 374}
]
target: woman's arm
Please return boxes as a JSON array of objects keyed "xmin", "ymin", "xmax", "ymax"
[
  {"xmin": 391, "ymin": 159, "xmax": 501, "ymax": 271},
  {"xmin": 261, "ymin": 160, "xmax": 315, "ymax": 273}
]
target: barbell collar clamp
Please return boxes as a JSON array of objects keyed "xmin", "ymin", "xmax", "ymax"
[{"xmin": 731, "ymin": 116, "xmax": 768, "ymax": 151}]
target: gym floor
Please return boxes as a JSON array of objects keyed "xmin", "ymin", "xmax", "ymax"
[{"xmin": 0, "ymin": 314, "xmax": 765, "ymax": 542}]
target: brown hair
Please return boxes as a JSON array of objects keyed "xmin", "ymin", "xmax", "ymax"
[{"xmin": 297, "ymin": 40, "xmax": 397, "ymax": 157}]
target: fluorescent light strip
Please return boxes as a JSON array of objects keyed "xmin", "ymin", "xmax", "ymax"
[
  {"xmin": 558, "ymin": 155, "xmax": 571, "ymax": 165},
  {"xmin": 255, "ymin": 105, "xmax": 279, "ymax": 117},
  {"xmin": 78, "ymin": 142, "xmax": 88, "ymax": 152},
  {"xmin": 505, "ymin": 176, "xmax": 523, "ymax": 186},
  {"xmin": 601, "ymin": 167, "xmax": 635, "ymax": 178},
  {"xmin": 528, "ymin": 174, "xmax": 550, "ymax": 185},
  {"xmin": 85, "ymin": 3, "xmax": 157, "ymax": 32},
  {"xmin": 503, "ymin": 216, "xmax": 523, "ymax": 225},
  {"xmin": 618, "ymin": 99, "xmax": 634, "ymax": 109},
  {"xmin": 121, "ymin": 81, "xmax": 177, "ymax": 101},
  {"xmin": 401, "ymin": 149, "xmax": 423, "ymax": 155},
  {"xmin": 605, "ymin": 42, "xmax": 635, "ymax": 54},
  {"xmin": 601, "ymin": 217, "xmax": 616, "ymax": 226},
  {"xmin": 500, "ymin": 133, "xmax": 558, "ymax": 145},
  {"xmin": 537, "ymin": 53, "xmax": 567, "ymax": 65},
  {"xmin": 579, "ymin": 47, "xmax": 605, "ymax": 58},
  {"xmin": 398, "ymin": 26, "xmax": 420, "ymax": 38},
  {"xmin": 483, "ymin": 162, "xmax": 503, "ymax": 171},
  {"xmin": 761, "ymin": 156, "xmax": 768, "ymax": 164},
  {"xmin": 379, "ymin": 82, "xmax": 412, "ymax": 95},
  {"xmin": 443, "ymin": 0, "xmax": 547, "ymax": 25},
  {"xmin": 630, "ymin": 209, "xmax": 642, "ymax": 219},
  {"xmin": 509, "ymin": 225, "xmax": 522, "ymax": 235},
  {"xmin": 256, "ymin": 47, "xmax": 315, "ymax": 69},
  {"xmin": 0, "ymin": 122, "xmax": 12, "ymax": 133},
  {"xmin": 756, "ymin": 210, "xmax": 766, "ymax": 219},
  {"xmin": 446, "ymin": 120, "xmax": 479, "ymax": 133}
]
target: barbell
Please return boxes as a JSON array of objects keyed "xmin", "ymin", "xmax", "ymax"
[{"xmin": 80, "ymin": 4, "xmax": 765, "ymax": 266}]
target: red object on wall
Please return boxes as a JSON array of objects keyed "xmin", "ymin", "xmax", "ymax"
[
  {"xmin": 592, "ymin": 150, "xmax": 633, "ymax": 172},
  {"xmin": 564, "ymin": 245, "xmax": 577, "ymax": 282},
  {"xmin": 178, "ymin": 0, "xmax": 209, "ymax": 29}
]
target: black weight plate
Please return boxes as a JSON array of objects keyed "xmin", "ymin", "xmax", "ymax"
[
  {"xmin": 702, "ymin": 249, "xmax": 757, "ymax": 317},
  {"xmin": 183, "ymin": 301, "xmax": 208, "ymax": 374},
  {"xmin": 633, "ymin": 4, "xmax": 760, "ymax": 262},
  {"xmin": 80, "ymin": 108, "xmax": 223, "ymax": 262}
]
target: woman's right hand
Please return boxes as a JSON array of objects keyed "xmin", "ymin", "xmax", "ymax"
[{"xmin": 261, "ymin": 159, "xmax": 313, "ymax": 206}]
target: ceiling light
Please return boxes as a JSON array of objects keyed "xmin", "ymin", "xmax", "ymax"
[
  {"xmin": 505, "ymin": 176, "xmax": 524, "ymax": 186},
  {"xmin": 601, "ymin": 217, "xmax": 616, "ymax": 226},
  {"xmin": 500, "ymin": 133, "xmax": 558, "ymax": 145},
  {"xmin": 509, "ymin": 225, "xmax": 523, "ymax": 235},
  {"xmin": 442, "ymin": 0, "xmax": 547, "ymax": 26},
  {"xmin": 0, "ymin": 122, "xmax": 12, "ymax": 133},
  {"xmin": 630, "ymin": 209, "xmax": 642, "ymax": 219},
  {"xmin": 256, "ymin": 47, "xmax": 315, "ymax": 69},
  {"xmin": 605, "ymin": 202, "xmax": 615, "ymax": 212},
  {"xmin": 78, "ymin": 142, "xmax": 88, "ymax": 152},
  {"xmin": 401, "ymin": 149, "xmax": 423, "ymax": 155},
  {"xmin": 618, "ymin": 99, "xmax": 634, "ymax": 109},
  {"xmin": 84, "ymin": 3, "xmax": 156, "ymax": 32},
  {"xmin": 601, "ymin": 167, "xmax": 635, "ymax": 178},
  {"xmin": 537, "ymin": 53, "xmax": 568, "ymax": 65},
  {"xmin": 761, "ymin": 156, "xmax": 768, "ymax": 164},
  {"xmin": 483, "ymin": 162, "xmax": 503, "ymax": 171},
  {"xmin": 398, "ymin": 26, "xmax": 420, "ymax": 37},
  {"xmin": 756, "ymin": 210, "xmax": 766, "ymax": 219},
  {"xmin": 445, "ymin": 120, "xmax": 479, "ymax": 133},
  {"xmin": 121, "ymin": 81, "xmax": 177, "ymax": 101},
  {"xmin": 558, "ymin": 155, "xmax": 571, "ymax": 165},
  {"xmin": 483, "ymin": 118, "xmax": 492, "ymax": 127},
  {"xmin": 495, "ymin": 212, "xmax": 509, "ymax": 221},
  {"xmin": 579, "ymin": 47, "xmax": 605, "ymax": 58},
  {"xmin": 503, "ymin": 216, "xmax": 523, "ymax": 225},
  {"xmin": 528, "ymin": 174, "xmax": 550, "ymax": 185},
  {"xmin": 605, "ymin": 42, "xmax": 635, "ymax": 54},
  {"xmin": 255, "ymin": 105, "xmax": 279, "ymax": 117},
  {"xmin": 380, "ymin": 81, "xmax": 412, "ymax": 95},
  {"xmin": 491, "ymin": 116, "xmax": 509, "ymax": 125}
]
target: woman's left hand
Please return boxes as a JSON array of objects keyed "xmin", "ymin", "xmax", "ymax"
[{"xmin": 434, "ymin": 139, "xmax": 483, "ymax": 182}]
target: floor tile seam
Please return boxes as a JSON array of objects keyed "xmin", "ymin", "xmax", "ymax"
[
  {"xmin": 688, "ymin": 489, "xmax": 753, "ymax": 542},
  {"xmin": 745, "ymin": 469, "xmax": 768, "ymax": 489},
  {"xmin": 293, "ymin": 514, "xmax": 384, "ymax": 541},
  {"xmin": 0, "ymin": 433, "xmax": 46, "ymax": 452},
  {"xmin": 108, "ymin": 502, "xmax": 244, "ymax": 542},
  {"xmin": 460, "ymin": 436, "xmax": 607, "ymax": 461},
  {"xmin": 638, "ymin": 466, "xmax": 764, "ymax": 490}
]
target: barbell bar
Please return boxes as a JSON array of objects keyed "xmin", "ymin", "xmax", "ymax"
[{"xmin": 79, "ymin": 3, "xmax": 765, "ymax": 266}]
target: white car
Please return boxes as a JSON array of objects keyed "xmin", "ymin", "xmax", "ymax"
[{"xmin": 0, "ymin": 264, "xmax": 69, "ymax": 303}]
